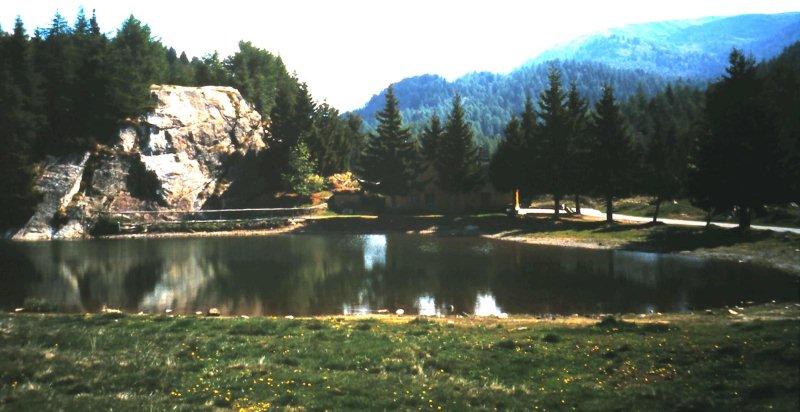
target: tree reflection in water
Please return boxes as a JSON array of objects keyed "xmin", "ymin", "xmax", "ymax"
[{"xmin": 3, "ymin": 234, "xmax": 797, "ymax": 315}]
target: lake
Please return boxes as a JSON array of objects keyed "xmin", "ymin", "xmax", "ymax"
[{"xmin": 1, "ymin": 234, "xmax": 797, "ymax": 316}]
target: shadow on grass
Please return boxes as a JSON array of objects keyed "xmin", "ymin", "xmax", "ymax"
[{"xmin": 625, "ymin": 225, "xmax": 792, "ymax": 252}]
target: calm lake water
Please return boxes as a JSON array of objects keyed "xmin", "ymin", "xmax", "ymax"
[{"xmin": 1, "ymin": 234, "xmax": 797, "ymax": 316}]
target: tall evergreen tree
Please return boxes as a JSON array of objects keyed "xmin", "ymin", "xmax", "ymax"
[
  {"xmin": 225, "ymin": 41, "xmax": 292, "ymax": 114},
  {"xmin": 34, "ymin": 12, "xmax": 80, "ymax": 155},
  {"xmin": 643, "ymin": 91, "xmax": 688, "ymax": 222},
  {"xmin": 420, "ymin": 114, "xmax": 443, "ymax": 164},
  {"xmin": 435, "ymin": 95, "xmax": 483, "ymax": 194},
  {"xmin": 519, "ymin": 94, "xmax": 539, "ymax": 199},
  {"xmin": 565, "ymin": 82, "xmax": 589, "ymax": 213},
  {"xmin": 343, "ymin": 113, "xmax": 366, "ymax": 171},
  {"xmin": 588, "ymin": 85, "xmax": 637, "ymax": 222},
  {"xmin": 489, "ymin": 116, "xmax": 525, "ymax": 194},
  {"xmin": 310, "ymin": 102, "xmax": 348, "ymax": 175},
  {"xmin": 360, "ymin": 85, "xmax": 418, "ymax": 196},
  {"xmin": 107, "ymin": 16, "xmax": 168, "ymax": 125},
  {"xmin": 193, "ymin": 52, "xmax": 228, "ymax": 85},
  {"xmin": 536, "ymin": 67, "xmax": 570, "ymax": 217},
  {"xmin": 0, "ymin": 21, "xmax": 40, "ymax": 230},
  {"xmin": 419, "ymin": 114, "xmax": 443, "ymax": 187},
  {"xmin": 760, "ymin": 42, "xmax": 800, "ymax": 204},
  {"xmin": 73, "ymin": 9, "xmax": 114, "ymax": 144},
  {"xmin": 691, "ymin": 49, "xmax": 781, "ymax": 228}
]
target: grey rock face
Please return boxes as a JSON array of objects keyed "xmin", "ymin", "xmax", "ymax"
[
  {"xmin": 12, "ymin": 85, "xmax": 267, "ymax": 240},
  {"xmin": 12, "ymin": 153, "xmax": 90, "ymax": 241}
]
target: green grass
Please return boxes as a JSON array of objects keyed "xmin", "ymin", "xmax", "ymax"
[{"xmin": 1, "ymin": 305, "xmax": 798, "ymax": 410}]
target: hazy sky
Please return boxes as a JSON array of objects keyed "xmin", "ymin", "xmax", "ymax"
[{"xmin": 2, "ymin": 1, "xmax": 798, "ymax": 110}]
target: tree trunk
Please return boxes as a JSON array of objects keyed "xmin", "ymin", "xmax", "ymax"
[
  {"xmin": 574, "ymin": 195, "xmax": 581, "ymax": 214},
  {"xmin": 553, "ymin": 194, "xmax": 561, "ymax": 219},
  {"xmin": 652, "ymin": 197, "xmax": 662, "ymax": 223},
  {"xmin": 738, "ymin": 206, "xmax": 751, "ymax": 229},
  {"xmin": 605, "ymin": 196, "xmax": 613, "ymax": 223}
]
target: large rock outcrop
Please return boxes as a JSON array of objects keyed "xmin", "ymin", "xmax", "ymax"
[{"xmin": 13, "ymin": 85, "xmax": 267, "ymax": 240}]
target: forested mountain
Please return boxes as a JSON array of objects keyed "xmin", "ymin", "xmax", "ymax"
[
  {"xmin": 355, "ymin": 12, "xmax": 800, "ymax": 143},
  {"xmin": 356, "ymin": 61, "xmax": 677, "ymax": 143},
  {"xmin": 530, "ymin": 12, "xmax": 800, "ymax": 78}
]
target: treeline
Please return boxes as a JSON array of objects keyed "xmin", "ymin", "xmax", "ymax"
[
  {"xmin": 489, "ymin": 46, "xmax": 799, "ymax": 228},
  {"xmin": 356, "ymin": 60, "xmax": 682, "ymax": 142},
  {"xmin": 359, "ymin": 45, "xmax": 799, "ymax": 228},
  {"xmin": 359, "ymin": 87, "xmax": 483, "ymax": 197},
  {"xmin": 0, "ymin": 10, "xmax": 365, "ymax": 229}
]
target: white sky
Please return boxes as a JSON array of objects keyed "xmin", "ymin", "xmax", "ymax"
[{"xmin": 2, "ymin": 1, "xmax": 798, "ymax": 110}]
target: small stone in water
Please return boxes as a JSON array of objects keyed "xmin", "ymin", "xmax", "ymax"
[
  {"xmin": 206, "ymin": 308, "xmax": 220, "ymax": 317},
  {"xmin": 728, "ymin": 309, "xmax": 739, "ymax": 315},
  {"xmin": 195, "ymin": 311, "xmax": 203, "ymax": 316},
  {"xmin": 285, "ymin": 315, "xmax": 294, "ymax": 319},
  {"xmin": 377, "ymin": 309, "xmax": 389, "ymax": 314},
  {"xmin": 165, "ymin": 309, "xmax": 173, "ymax": 314},
  {"xmin": 497, "ymin": 313, "xmax": 509, "ymax": 319},
  {"xmin": 705, "ymin": 309, "xmax": 714, "ymax": 315},
  {"xmin": 14, "ymin": 308, "xmax": 23, "ymax": 313},
  {"xmin": 395, "ymin": 309, "xmax": 405, "ymax": 316}
]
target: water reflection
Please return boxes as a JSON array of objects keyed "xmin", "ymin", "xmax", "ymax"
[
  {"xmin": 474, "ymin": 293, "xmax": 504, "ymax": 317},
  {"xmin": 362, "ymin": 234, "xmax": 387, "ymax": 270},
  {"xmin": 1, "ymin": 234, "xmax": 797, "ymax": 316},
  {"xmin": 416, "ymin": 295, "xmax": 439, "ymax": 316}
]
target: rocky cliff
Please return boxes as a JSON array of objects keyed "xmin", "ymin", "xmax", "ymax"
[{"xmin": 13, "ymin": 85, "xmax": 267, "ymax": 241}]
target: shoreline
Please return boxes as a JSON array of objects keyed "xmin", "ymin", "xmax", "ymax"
[{"xmin": 89, "ymin": 214, "xmax": 800, "ymax": 274}]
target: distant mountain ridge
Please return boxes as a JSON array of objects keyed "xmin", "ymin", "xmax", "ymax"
[
  {"xmin": 528, "ymin": 12, "xmax": 800, "ymax": 78},
  {"xmin": 353, "ymin": 12, "xmax": 800, "ymax": 140}
]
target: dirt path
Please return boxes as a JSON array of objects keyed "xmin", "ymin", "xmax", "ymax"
[{"xmin": 518, "ymin": 207, "xmax": 800, "ymax": 234}]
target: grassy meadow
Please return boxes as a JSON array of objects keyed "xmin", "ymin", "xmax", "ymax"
[{"xmin": 1, "ymin": 304, "xmax": 798, "ymax": 410}]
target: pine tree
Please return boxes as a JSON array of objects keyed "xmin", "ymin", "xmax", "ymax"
[
  {"xmin": 643, "ymin": 92, "xmax": 687, "ymax": 222},
  {"xmin": 420, "ymin": 114, "xmax": 443, "ymax": 164},
  {"xmin": 344, "ymin": 113, "xmax": 366, "ymax": 171},
  {"xmin": 435, "ymin": 94, "xmax": 483, "ymax": 194},
  {"xmin": 565, "ymin": 82, "xmax": 589, "ymax": 213},
  {"xmin": 489, "ymin": 116, "xmax": 525, "ymax": 194},
  {"xmin": 73, "ymin": 9, "xmax": 113, "ymax": 145},
  {"xmin": 536, "ymin": 67, "xmax": 570, "ymax": 217},
  {"xmin": 691, "ymin": 49, "xmax": 781, "ymax": 228},
  {"xmin": 292, "ymin": 82, "xmax": 316, "ymax": 138},
  {"xmin": 282, "ymin": 139, "xmax": 322, "ymax": 196},
  {"xmin": 360, "ymin": 85, "xmax": 419, "ymax": 196},
  {"xmin": 310, "ymin": 102, "xmax": 346, "ymax": 175},
  {"xmin": 519, "ymin": 94, "xmax": 539, "ymax": 199},
  {"xmin": 761, "ymin": 42, "xmax": 800, "ymax": 204},
  {"xmin": 193, "ymin": 52, "xmax": 228, "ymax": 85},
  {"xmin": 0, "ymin": 22, "xmax": 40, "ymax": 230},
  {"xmin": 225, "ymin": 41, "xmax": 293, "ymax": 114},
  {"xmin": 107, "ymin": 15, "xmax": 168, "ymax": 124},
  {"xmin": 34, "ymin": 12, "xmax": 80, "ymax": 155},
  {"xmin": 588, "ymin": 85, "xmax": 637, "ymax": 222}
]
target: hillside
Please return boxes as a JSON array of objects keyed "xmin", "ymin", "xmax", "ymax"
[
  {"xmin": 356, "ymin": 61, "xmax": 675, "ymax": 140},
  {"xmin": 354, "ymin": 12, "xmax": 800, "ymax": 141},
  {"xmin": 529, "ymin": 12, "xmax": 800, "ymax": 78}
]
